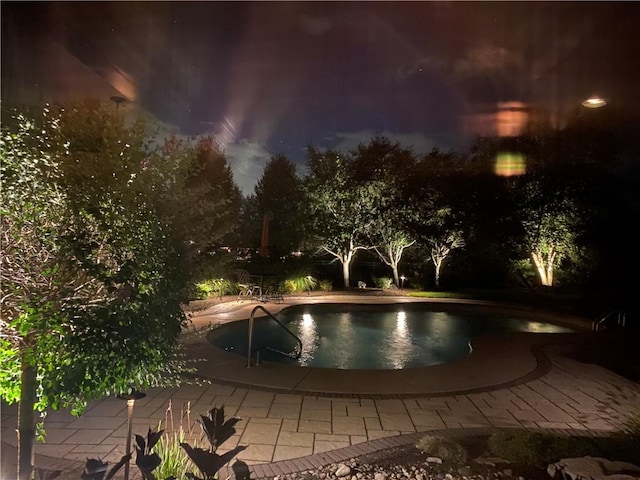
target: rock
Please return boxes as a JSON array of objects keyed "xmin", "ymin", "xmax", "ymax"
[
  {"xmin": 502, "ymin": 468, "xmax": 513, "ymax": 476},
  {"xmin": 426, "ymin": 456, "xmax": 443, "ymax": 464},
  {"xmin": 336, "ymin": 464, "xmax": 352, "ymax": 477},
  {"xmin": 374, "ymin": 473, "xmax": 387, "ymax": 480},
  {"xmin": 457, "ymin": 466, "xmax": 473, "ymax": 476},
  {"xmin": 547, "ymin": 456, "xmax": 640, "ymax": 480}
]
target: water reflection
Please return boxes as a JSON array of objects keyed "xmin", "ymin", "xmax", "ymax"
[
  {"xmin": 298, "ymin": 313, "xmax": 317, "ymax": 366},
  {"xmin": 387, "ymin": 311, "xmax": 412, "ymax": 369}
]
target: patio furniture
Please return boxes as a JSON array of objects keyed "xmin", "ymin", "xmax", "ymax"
[{"xmin": 235, "ymin": 269, "xmax": 261, "ymax": 302}]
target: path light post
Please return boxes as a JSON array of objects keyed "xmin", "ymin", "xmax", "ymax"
[
  {"xmin": 117, "ymin": 389, "xmax": 147, "ymax": 480},
  {"xmin": 400, "ymin": 276, "xmax": 406, "ymax": 290}
]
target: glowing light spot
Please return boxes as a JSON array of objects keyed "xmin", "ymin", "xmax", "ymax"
[
  {"xmin": 495, "ymin": 152, "xmax": 526, "ymax": 177},
  {"xmin": 582, "ymin": 96, "xmax": 607, "ymax": 108}
]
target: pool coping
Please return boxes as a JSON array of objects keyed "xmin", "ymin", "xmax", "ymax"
[{"xmin": 184, "ymin": 297, "xmax": 594, "ymax": 398}]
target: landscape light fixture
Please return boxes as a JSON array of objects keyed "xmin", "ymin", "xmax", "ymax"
[{"xmin": 117, "ymin": 389, "xmax": 147, "ymax": 480}]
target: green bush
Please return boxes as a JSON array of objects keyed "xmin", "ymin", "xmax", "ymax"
[
  {"xmin": 416, "ymin": 434, "xmax": 468, "ymax": 464},
  {"xmin": 192, "ymin": 278, "xmax": 235, "ymax": 300},
  {"xmin": 318, "ymin": 279, "xmax": 333, "ymax": 291},
  {"xmin": 283, "ymin": 273, "xmax": 318, "ymax": 293},
  {"xmin": 488, "ymin": 430, "xmax": 596, "ymax": 466},
  {"xmin": 372, "ymin": 276, "xmax": 393, "ymax": 289}
]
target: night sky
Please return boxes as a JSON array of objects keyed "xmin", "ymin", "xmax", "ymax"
[{"xmin": 2, "ymin": 1, "xmax": 640, "ymax": 194}]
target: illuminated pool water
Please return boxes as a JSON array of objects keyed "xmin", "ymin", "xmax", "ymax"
[{"xmin": 207, "ymin": 303, "xmax": 574, "ymax": 370}]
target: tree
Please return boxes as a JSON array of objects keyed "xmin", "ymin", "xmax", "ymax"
[
  {"xmin": 1, "ymin": 102, "xmax": 190, "ymax": 479},
  {"xmin": 404, "ymin": 151, "xmax": 468, "ymax": 288},
  {"xmin": 509, "ymin": 178, "xmax": 583, "ymax": 287},
  {"xmin": 252, "ymin": 154, "xmax": 304, "ymax": 258},
  {"xmin": 154, "ymin": 134, "xmax": 242, "ymax": 284},
  {"xmin": 302, "ymin": 148, "xmax": 375, "ymax": 288},
  {"xmin": 349, "ymin": 136, "xmax": 417, "ymax": 287}
]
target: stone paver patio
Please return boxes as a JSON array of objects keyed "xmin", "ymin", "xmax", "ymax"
[{"xmin": 2, "ymin": 295, "xmax": 638, "ymax": 479}]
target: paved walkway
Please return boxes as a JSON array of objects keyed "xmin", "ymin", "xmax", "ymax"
[{"xmin": 2, "ymin": 295, "xmax": 639, "ymax": 479}]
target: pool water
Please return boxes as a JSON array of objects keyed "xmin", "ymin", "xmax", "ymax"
[{"xmin": 207, "ymin": 303, "xmax": 574, "ymax": 369}]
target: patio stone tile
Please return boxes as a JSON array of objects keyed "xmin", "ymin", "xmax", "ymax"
[
  {"xmin": 297, "ymin": 419, "xmax": 332, "ymax": 434},
  {"xmin": 269, "ymin": 404, "xmax": 302, "ymax": 420},
  {"xmin": 281, "ymin": 418, "xmax": 299, "ymax": 431},
  {"xmin": 242, "ymin": 390, "xmax": 275, "ymax": 407},
  {"xmin": 63, "ymin": 429, "xmax": 114, "ymax": 445},
  {"xmin": 444, "ymin": 422, "xmax": 463, "ymax": 428},
  {"xmin": 85, "ymin": 400, "xmax": 127, "ymax": 417},
  {"xmin": 368, "ymin": 430, "xmax": 400, "ymax": 440},
  {"xmin": 331, "ymin": 401, "xmax": 350, "ymax": 417},
  {"xmin": 347, "ymin": 405, "xmax": 379, "ymax": 417},
  {"xmin": 203, "ymin": 383, "xmax": 238, "ymax": 397},
  {"xmin": 332, "ymin": 416, "xmax": 366, "ymax": 436},
  {"xmin": 408, "ymin": 412, "xmax": 446, "ymax": 429},
  {"xmin": 375, "ymin": 399, "xmax": 407, "ymax": 413},
  {"xmin": 237, "ymin": 443, "xmax": 275, "ymax": 463},
  {"xmin": 437, "ymin": 410, "xmax": 487, "ymax": 425},
  {"xmin": 277, "ymin": 430, "xmax": 314, "ymax": 447},
  {"xmin": 66, "ymin": 416, "xmax": 126, "ymax": 430},
  {"xmin": 351, "ymin": 435, "xmax": 368, "ymax": 444},
  {"xmin": 536, "ymin": 422, "xmax": 572, "ymax": 429},
  {"xmin": 273, "ymin": 445, "xmax": 313, "ymax": 462},
  {"xmin": 364, "ymin": 417, "xmax": 382, "ymax": 430},
  {"xmin": 535, "ymin": 406, "xmax": 579, "ymax": 423},
  {"xmin": 273, "ymin": 393, "xmax": 303, "ymax": 405},
  {"xmin": 70, "ymin": 444, "xmax": 118, "ymax": 455},
  {"xmin": 415, "ymin": 398, "xmax": 449, "ymax": 409},
  {"xmin": 487, "ymin": 418, "xmax": 524, "ymax": 427},
  {"xmin": 236, "ymin": 406, "xmax": 270, "ymax": 418},
  {"xmin": 241, "ymin": 422, "xmax": 281, "ymax": 444},
  {"xmin": 300, "ymin": 408, "xmax": 331, "ymax": 422},
  {"xmin": 508, "ymin": 409, "xmax": 547, "ymax": 422},
  {"xmin": 38, "ymin": 427, "xmax": 77, "ymax": 444},
  {"xmin": 379, "ymin": 413, "xmax": 415, "ymax": 431},
  {"xmin": 247, "ymin": 417, "xmax": 282, "ymax": 425},
  {"xmin": 315, "ymin": 433, "xmax": 351, "ymax": 443},
  {"xmin": 33, "ymin": 443, "xmax": 76, "ymax": 457},
  {"xmin": 302, "ymin": 397, "xmax": 332, "ymax": 410},
  {"xmin": 402, "ymin": 399, "xmax": 420, "ymax": 410},
  {"xmin": 359, "ymin": 399, "xmax": 376, "ymax": 408},
  {"xmin": 314, "ymin": 440, "xmax": 350, "ymax": 453},
  {"xmin": 212, "ymin": 395, "xmax": 245, "ymax": 407}
]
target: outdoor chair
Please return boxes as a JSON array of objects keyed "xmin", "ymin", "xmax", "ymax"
[{"xmin": 234, "ymin": 269, "xmax": 261, "ymax": 302}]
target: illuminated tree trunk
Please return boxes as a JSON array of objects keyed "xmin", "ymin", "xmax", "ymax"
[
  {"xmin": 18, "ymin": 345, "xmax": 37, "ymax": 480},
  {"xmin": 342, "ymin": 260, "xmax": 351, "ymax": 289},
  {"xmin": 531, "ymin": 250, "xmax": 555, "ymax": 286},
  {"xmin": 433, "ymin": 258, "xmax": 443, "ymax": 288}
]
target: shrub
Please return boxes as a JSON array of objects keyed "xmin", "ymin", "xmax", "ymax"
[
  {"xmin": 283, "ymin": 273, "xmax": 318, "ymax": 293},
  {"xmin": 192, "ymin": 278, "xmax": 235, "ymax": 300},
  {"xmin": 318, "ymin": 279, "xmax": 333, "ymax": 291},
  {"xmin": 372, "ymin": 276, "xmax": 393, "ymax": 289},
  {"xmin": 488, "ymin": 430, "xmax": 594, "ymax": 466},
  {"xmin": 416, "ymin": 434, "xmax": 468, "ymax": 464}
]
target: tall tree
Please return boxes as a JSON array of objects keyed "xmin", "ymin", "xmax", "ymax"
[
  {"xmin": 1, "ymin": 102, "xmax": 191, "ymax": 479},
  {"xmin": 156, "ymin": 134, "xmax": 242, "ymax": 284},
  {"xmin": 350, "ymin": 136, "xmax": 417, "ymax": 286},
  {"xmin": 302, "ymin": 148, "xmax": 375, "ymax": 288},
  {"xmin": 404, "ymin": 150, "xmax": 469, "ymax": 288},
  {"xmin": 252, "ymin": 154, "xmax": 304, "ymax": 258},
  {"xmin": 509, "ymin": 178, "xmax": 584, "ymax": 287}
]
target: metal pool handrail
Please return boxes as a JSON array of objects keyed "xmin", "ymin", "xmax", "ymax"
[{"xmin": 247, "ymin": 305, "xmax": 303, "ymax": 368}]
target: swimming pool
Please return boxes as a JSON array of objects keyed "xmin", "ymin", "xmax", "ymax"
[{"xmin": 207, "ymin": 303, "xmax": 574, "ymax": 370}]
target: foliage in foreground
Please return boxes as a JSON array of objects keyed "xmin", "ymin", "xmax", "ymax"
[
  {"xmin": 416, "ymin": 434, "xmax": 468, "ymax": 464},
  {"xmin": 83, "ymin": 404, "xmax": 246, "ymax": 480}
]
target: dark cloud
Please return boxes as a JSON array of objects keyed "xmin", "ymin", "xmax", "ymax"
[{"xmin": 3, "ymin": 1, "xmax": 639, "ymax": 193}]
